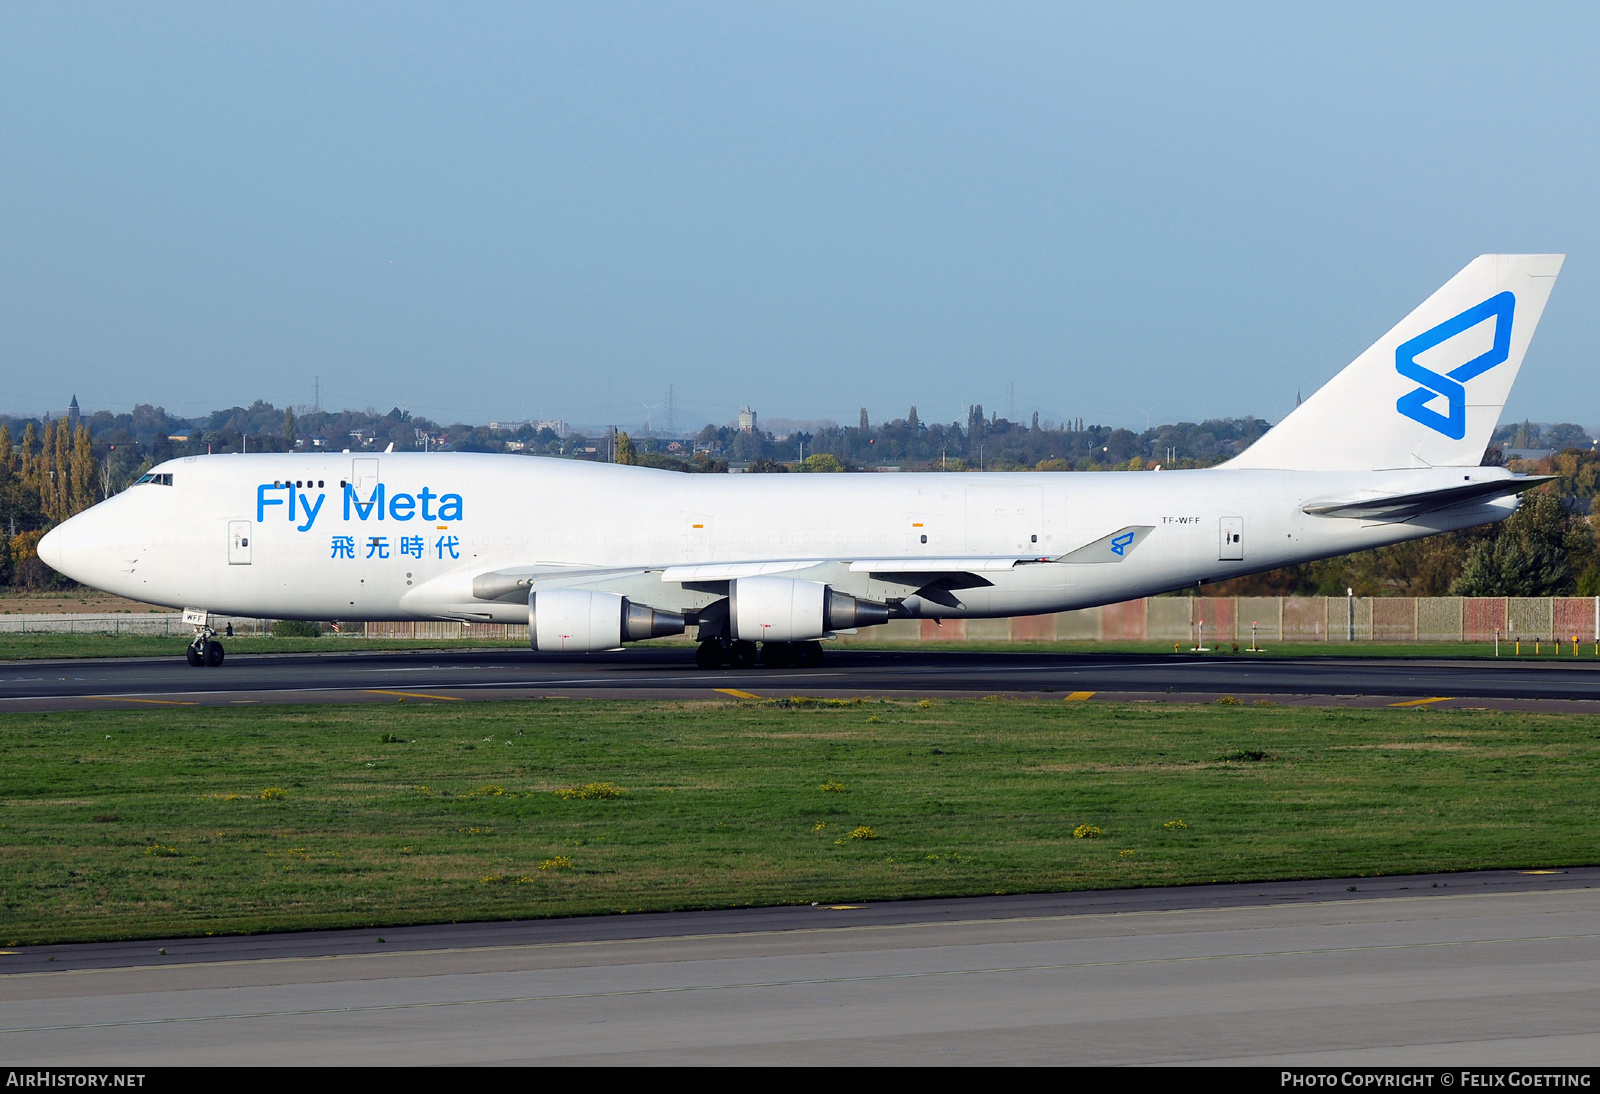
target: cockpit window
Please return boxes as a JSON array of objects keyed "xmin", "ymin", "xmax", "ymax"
[{"xmin": 131, "ymin": 473, "xmax": 173, "ymax": 487}]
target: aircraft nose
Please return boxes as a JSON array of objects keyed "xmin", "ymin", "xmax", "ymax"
[{"xmin": 37, "ymin": 525, "xmax": 65, "ymax": 571}]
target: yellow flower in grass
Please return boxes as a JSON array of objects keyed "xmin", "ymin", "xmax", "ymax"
[{"xmin": 834, "ymin": 826, "xmax": 878, "ymax": 844}]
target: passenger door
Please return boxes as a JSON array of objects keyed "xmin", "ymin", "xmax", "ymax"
[
  {"xmin": 1219, "ymin": 516, "xmax": 1244, "ymax": 561},
  {"xmin": 228, "ymin": 520, "xmax": 252, "ymax": 565},
  {"xmin": 352, "ymin": 458, "xmax": 380, "ymax": 494}
]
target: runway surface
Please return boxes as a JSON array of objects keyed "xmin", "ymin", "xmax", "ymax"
[
  {"xmin": 7, "ymin": 646, "xmax": 1600, "ymax": 712},
  {"xmin": 3, "ymin": 868, "xmax": 1596, "ymax": 1065}
]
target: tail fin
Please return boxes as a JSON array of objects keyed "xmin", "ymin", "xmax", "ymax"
[{"xmin": 1228, "ymin": 254, "xmax": 1564, "ymax": 471}]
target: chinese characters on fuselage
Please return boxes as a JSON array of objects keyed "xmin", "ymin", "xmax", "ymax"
[{"xmin": 330, "ymin": 535, "xmax": 457, "ymax": 561}]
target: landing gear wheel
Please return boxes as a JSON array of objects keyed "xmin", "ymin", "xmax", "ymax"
[
  {"xmin": 203, "ymin": 640, "xmax": 225, "ymax": 667},
  {"xmin": 760, "ymin": 641, "xmax": 792, "ymax": 668},
  {"xmin": 727, "ymin": 640, "xmax": 759, "ymax": 669},
  {"xmin": 186, "ymin": 644, "xmax": 204, "ymax": 667},
  {"xmin": 792, "ymin": 641, "xmax": 824, "ymax": 668},
  {"xmin": 694, "ymin": 640, "xmax": 725, "ymax": 669}
]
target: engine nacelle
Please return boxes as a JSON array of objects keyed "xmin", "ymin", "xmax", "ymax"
[
  {"xmin": 529, "ymin": 589, "xmax": 686, "ymax": 652},
  {"xmin": 730, "ymin": 576, "xmax": 890, "ymax": 642}
]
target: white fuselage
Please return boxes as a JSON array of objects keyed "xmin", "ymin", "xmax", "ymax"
[{"xmin": 41, "ymin": 452, "xmax": 1517, "ymax": 624}]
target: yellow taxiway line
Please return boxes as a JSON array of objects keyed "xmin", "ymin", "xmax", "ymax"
[{"xmin": 363, "ymin": 690, "xmax": 464, "ymax": 702}]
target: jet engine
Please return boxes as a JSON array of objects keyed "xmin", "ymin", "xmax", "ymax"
[
  {"xmin": 529, "ymin": 589, "xmax": 686, "ymax": 652},
  {"xmin": 729, "ymin": 576, "xmax": 889, "ymax": 642}
]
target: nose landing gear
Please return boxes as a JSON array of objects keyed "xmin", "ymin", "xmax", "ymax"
[
  {"xmin": 187, "ymin": 636, "xmax": 225, "ymax": 667},
  {"xmin": 188, "ymin": 633, "xmax": 227, "ymax": 665},
  {"xmin": 184, "ymin": 610, "xmax": 226, "ymax": 667}
]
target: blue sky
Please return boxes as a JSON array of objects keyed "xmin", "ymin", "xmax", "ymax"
[{"xmin": 2, "ymin": 3, "xmax": 1594, "ymax": 433}]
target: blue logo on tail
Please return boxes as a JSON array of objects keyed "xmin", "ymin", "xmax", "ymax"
[
  {"xmin": 1110, "ymin": 531, "xmax": 1136, "ymax": 556},
  {"xmin": 1395, "ymin": 292, "xmax": 1515, "ymax": 440}
]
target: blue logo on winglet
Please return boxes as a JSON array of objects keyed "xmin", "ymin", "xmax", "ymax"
[
  {"xmin": 1110, "ymin": 531, "xmax": 1136, "ymax": 556},
  {"xmin": 1395, "ymin": 292, "xmax": 1515, "ymax": 440}
]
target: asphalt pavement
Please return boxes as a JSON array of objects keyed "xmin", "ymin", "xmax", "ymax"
[
  {"xmin": 6, "ymin": 645, "xmax": 1600, "ymax": 712},
  {"xmin": 4, "ymin": 869, "xmax": 1596, "ymax": 1065}
]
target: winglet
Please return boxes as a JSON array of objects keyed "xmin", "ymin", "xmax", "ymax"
[{"xmin": 1056, "ymin": 526, "xmax": 1155, "ymax": 564}]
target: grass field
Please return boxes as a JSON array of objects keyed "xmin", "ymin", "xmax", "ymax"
[{"xmin": 2, "ymin": 696, "xmax": 1597, "ymax": 945}]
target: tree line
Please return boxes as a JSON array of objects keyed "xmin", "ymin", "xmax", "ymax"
[
  {"xmin": 0, "ymin": 419, "xmax": 99, "ymax": 587},
  {"xmin": 4, "ymin": 394, "xmax": 1599, "ymax": 599}
]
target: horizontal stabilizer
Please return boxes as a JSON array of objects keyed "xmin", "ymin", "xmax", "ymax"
[{"xmin": 1302, "ymin": 476, "xmax": 1553, "ymax": 521}]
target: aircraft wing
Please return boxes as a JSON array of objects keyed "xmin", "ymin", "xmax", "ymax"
[
  {"xmin": 846, "ymin": 557, "xmax": 1050, "ymax": 574},
  {"xmin": 1302, "ymin": 475, "xmax": 1554, "ymax": 521},
  {"xmin": 472, "ymin": 534, "xmax": 1155, "ymax": 605},
  {"xmin": 462, "ymin": 555, "xmax": 1054, "ymax": 605},
  {"xmin": 658, "ymin": 558, "xmax": 1053, "ymax": 582}
]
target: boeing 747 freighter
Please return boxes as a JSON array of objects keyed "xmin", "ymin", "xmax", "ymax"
[{"xmin": 38, "ymin": 254, "xmax": 1563, "ymax": 668}]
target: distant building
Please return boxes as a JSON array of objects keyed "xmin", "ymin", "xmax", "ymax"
[
  {"xmin": 67, "ymin": 395, "xmax": 80, "ymax": 432},
  {"xmin": 536, "ymin": 419, "xmax": 567, "ymax": 437},
  {"xmin": 738, "ymin": 405, "xmax": 758, "ymax": 433}
]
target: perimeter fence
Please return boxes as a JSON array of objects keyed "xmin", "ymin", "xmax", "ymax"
[
  {"xmin": 364, "ymin": 596, "xmax": 1600, "ymax": 645},
  {"xmin": 0, "ymin": 614, "xmax": 271, "ymax": 636},
  {"xmin": 7, "ymin": 596, "xmax": 1594, "ymax": 644}
]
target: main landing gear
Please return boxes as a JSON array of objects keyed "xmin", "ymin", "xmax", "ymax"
[{"xmin": 694, "ymin": 638, "xmax": 824, "ymax": 670}]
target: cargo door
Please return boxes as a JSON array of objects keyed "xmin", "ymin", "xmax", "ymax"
[
  {"xmin": 228, "ymin": 520, "xmax": 252, "ymax": 565},
  {"xmin": 965, "ymin": 486, "xmax": 1043, "ymax": 553}
]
